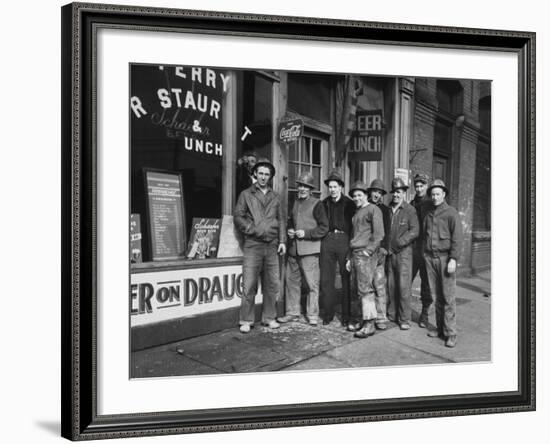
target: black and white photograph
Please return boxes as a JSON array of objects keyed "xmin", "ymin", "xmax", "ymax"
[
  {"xmin": 129, "ymin": 63, "xmax": 492, "ymax": 378},
  {"xmin": 2, "ymin": 0, "xmax": 546, "ymax": 441}
]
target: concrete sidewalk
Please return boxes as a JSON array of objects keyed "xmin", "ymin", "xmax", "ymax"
[{"xmin": 131, "ymin": 270, "xmax": 491, "ymax": 378}]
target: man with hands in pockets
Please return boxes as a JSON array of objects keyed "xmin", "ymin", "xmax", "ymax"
[{"xmin": 234, "ymin": 157, "xmax": 286, "ymax": 333}]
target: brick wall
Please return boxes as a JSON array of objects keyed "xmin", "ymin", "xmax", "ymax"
[
  {"xmin": 410, "ymin": 79, "xmax": 436, "ymax": 180},
  {"xmin": 409, "ymin": 79, "xmax": 488, "ymax": 275}
]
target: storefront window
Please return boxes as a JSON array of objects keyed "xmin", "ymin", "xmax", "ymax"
[
  {"xmin": 130, "ymin": 64, "xmax": 227, "ymax": 262},
  {"xmin": 130, "ymin": 64, "xmax": 276, "ymax": 264},
  {"xmin": 288, "ymin": 135, "xmax": 322, "ymax": 210},
  {"xmin": 236, "ymin": 72, "xmax": 274, "ymax": 196}
]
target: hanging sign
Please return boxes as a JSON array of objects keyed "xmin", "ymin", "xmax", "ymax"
[
  {"xmin": 278, "ymin": 119, "xmax": 303, "ymax": 144},
  {"xmin": 394, "ymin": 168, "xmax": 410, "ymax": 186},
  {"xmin": 348, "ymin": 109, "xmax": 384, "ymax": 161}
]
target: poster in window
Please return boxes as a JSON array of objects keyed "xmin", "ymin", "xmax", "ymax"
[
  {"xmin": 186, "ymin": 218, "xmax": 222, "ymax": 259},
  {"xmin": 130, "ymin": 213, "xmax": 143, "ymax": 264}
]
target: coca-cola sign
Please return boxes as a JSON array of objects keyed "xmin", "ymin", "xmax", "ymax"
[{"xmin": 278, "ymin": 119, "xmax": 303, "ymax": 144}]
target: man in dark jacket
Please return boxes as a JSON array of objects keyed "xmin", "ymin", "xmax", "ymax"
[
  {"xmin": 278, "ymin": 171, "xmax": 328, "ymax": 326},
  {"xmin": 234, "ymin": 158, "xmax": 286, "ymax": 333},
  {"xmin": 367, "ymin": 179, "xmax": 391, "ymax": 330},
  {"xmin": 386, "ymin": 178, "xmax": 419, "ymax": 330},
  {"xmin": 424, "ymin": 179, "xmax": 462, "ymax": 348},
  {"xmin": 319, "ymin": 170, "xmax": 356, "ymax": 326},
  {"xmin": 410, "ymin": 172, "xmax": 433, "ymax": 327}
]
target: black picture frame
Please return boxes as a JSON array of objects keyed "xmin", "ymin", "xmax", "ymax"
[{"xmin": 61, "ymin": 2, "xmax": 535, "ymax": 440}]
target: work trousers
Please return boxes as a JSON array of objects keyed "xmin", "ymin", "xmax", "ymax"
[
  {"xmin": 320, "ymin": 233, "xmax": 352, "ymax": 322},
  {"xmin": 239, "ymin": 242, "xmax": 280, "ymax": 325},
  {"xmin": 412, "ymin": 247, "xmax": 432, "ymax": 309},
  {"xmin": 285, "ymin": 254, "xmax": 320, "ymax": 321},
  {"xmin": 424, "ymin": 253, "xmax": 457, "ymax": 337},
  {"xmin": 373, "ymin": 252, "xmax": 388, "ymax": 324},
  {"xmin": 387, "ymin": 247, "xmax": 413, "ymax": 324},
  {"xmin": 350, "ymin": 250, "xmax": 378, "ymax": 321}
]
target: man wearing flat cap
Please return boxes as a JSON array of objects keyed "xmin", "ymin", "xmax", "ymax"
[
  {"xmin": 410, "ymin": 172, "xmax": 433, "ymax": 328},
  {"xmin": 366, "ymin": 179, "xmax": 391, "ymax": 330},
  {"xmin": 345, "ymin": 181, "xmax": 384, "ymax": 338},
  {"xmin": 234, "ymin": 158, "xmax": 286, "ymax": 333},
  {"xmin": 423, "ymin": 179, "xmax": 462, "ymax": 348},
  {"xmin": 386, "ymin": 178, "xmax": 419, "ymax": 330},
  {"xmin": 319, "ymin": 170, "xmax": 356, "ymax": 326},
  {"xmin": 278, "ymin": 171, "xmax": 329, "ymax": 326}
]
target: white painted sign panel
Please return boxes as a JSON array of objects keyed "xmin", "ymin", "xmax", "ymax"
[{"xmin": 130, "ymin": 265, "xmax": 262, "ymax": 326}]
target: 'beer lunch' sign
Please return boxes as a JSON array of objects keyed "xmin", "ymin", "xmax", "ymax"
[
  {"xmin": 348, "ymin": 109, "xmax": 384, "ymax": 161},
  {"xmin": 278, "ymin": 119, "xmax": 303, "ymax": 144}
]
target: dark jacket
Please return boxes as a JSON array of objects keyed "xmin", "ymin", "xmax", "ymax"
[
  {"xmin": 349, "ymin": 203, "xmax": 384, "ymax": 255},
  {"xmin": 388, "ymin": 201, "xmax": 419, "ymax": 254},
  {"xmin": 423, "ymin": 201, "xmax": 462, "ymax": 260},
  {"xmin": 234, "ymin": 184, "xmax": 286, "ymax": 246},
  {"xmin": 322, "ymin": 194, "xmax": 356, "ymax": 235},
  {"xmin": 410, "ymin": 194, "xmax": 433, "ymax": 248},
  {"xmin": 374, "ymin": 202, "xmax": 391, "ymax": 252}
]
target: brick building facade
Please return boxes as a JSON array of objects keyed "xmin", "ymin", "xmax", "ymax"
[{"xmin": 409, "ymin": 78, "xmax": 491, "ymax": 274}]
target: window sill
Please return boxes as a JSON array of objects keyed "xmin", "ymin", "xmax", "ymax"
[{"xmin": 131, "ymin": 256, "xmax": 243, "ymax": 273}]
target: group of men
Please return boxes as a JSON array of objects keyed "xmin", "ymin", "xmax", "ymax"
[{"xmin": 233, "ymin": 157, "xmax": 462, "ymax": 348}]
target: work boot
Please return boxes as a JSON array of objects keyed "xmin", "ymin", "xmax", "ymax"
[
  {"xmin": 354, "ymin": 321, "xmax": 376, "ymax": 338},
  {"xmin": 276, "ymin": 315, "xmax": 300, "ymax": 323},
  {"xmin": 262, "ymin": 320, "xmax": 280, "ymax": 329},
  {"xmin": 347, "ymin": 321, "xmax": 361, "ymax": 332},
  {"xmin": 427, "ymin": 329, "xmax": 445, "ymax": 339},
  {"xmin": 445, "ymin": 335, "xmax": 457, "ymax": 348},
  {"xmin": 375, "ymin": 322, "xmax": 388, "ymax": 331},
  {"xmin": 239, "ymin": 323, "xmax": 251, "ymax": 334}
]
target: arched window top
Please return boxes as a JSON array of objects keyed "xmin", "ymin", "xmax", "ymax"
[{"xmin": 436, "ymin": 79, "xmax": 463, "ymax": 115}]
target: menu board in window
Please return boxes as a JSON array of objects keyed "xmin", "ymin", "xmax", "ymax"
[{"xmin": 144, "ymin": 169, "xmax": 186, "ymax": 261}]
